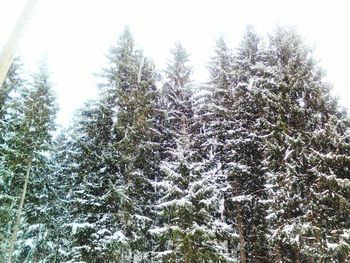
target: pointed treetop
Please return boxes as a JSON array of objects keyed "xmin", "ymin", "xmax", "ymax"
[
  {"xmin": 118, "ymin": 25, "xmax": 134, "ymax": 51},
  {"xmin": 269, "ymin": 26, "xmax": 314, "ymax": 67},
  {"xmin": 208, "ymin": 36, "xmax": 234, "ymax": 89},
  {"xmin": 165, "ymin": 41, "xmax": 192, "ymax": 88},
  {"xmin": 170, "ymin": 41, "xmax": 190, "ymax": 65},
  {"xmin": 237, "ymin": 25, "xmax": 261, "ymax": 63},
  {"xmin": 213, "ymin": 36, "xmax": 232, "ymax": 61}
]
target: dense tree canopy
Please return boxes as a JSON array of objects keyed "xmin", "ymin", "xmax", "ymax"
[{"xmin": 0, "ymin": 26, "xmax": 349, "ymax": 263}]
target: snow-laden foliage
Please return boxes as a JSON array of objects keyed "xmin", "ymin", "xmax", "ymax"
[
  {"xmin": 0, "ymin": 59, "xmax": 25, "ymax": 262},
  {"xmin": 263, "ymin": 27, "xmax": 350, "ymax": 262},
  {"xmin": 0, "ymin": 60, "xmax": 58, "ymax": 262},
  {"xmin": 150, "ymin": 42, "xmax": 235, "ymax": 262},
  {"xmin": 1, "ymin": 26, "xmax": 349, "ymax": 263},
  {"xmin": 60, "ymin": 27, "xmax": 161, "ymax": 262}
]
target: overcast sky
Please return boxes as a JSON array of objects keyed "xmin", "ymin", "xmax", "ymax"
[{"xmin": 0, "ymin": 0, "xmax": 349, "ymax": 125}]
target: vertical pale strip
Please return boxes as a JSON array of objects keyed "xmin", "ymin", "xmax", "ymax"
[
  {"xmin": 0, "ymin": 0, "xmax": 38, "ymax": 87},
  {"xmin": 7, "ymin": 158, "xmax": 32, "ymax": 263}
]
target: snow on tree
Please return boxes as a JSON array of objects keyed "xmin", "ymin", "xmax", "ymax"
[
  {"xmin": 150, "ymin": 42, "xmax": 236, "ymax": 262},
  {"xmin": 1, "ymin": 24, "xmax": 349, "ymax": 263},
  {"xmin": 0, "ymin": 61, "xmax": 58, "ymax": 262},
  {"xmin": 227, "ymin": 26, "xmax": 273, "ymax": 262},
  {"xmin": 264, "ymin": 27, "xmax": 350, "ymax": 262},
  {"xmin": 109, "ymin": 30, "xmax": 160, "ymax": 262},
  {"xmin": 0, "ymin": 58, "xmax": 23, "ymax": 121},
  {"xmin": 63, "ymin": 98, "xmax": 121, "ymax": 262},
  {"xmin": 0, "ymin": 58, "xmax": 25, "ymax": 262},
  {"xmin": 196, "ymin": 36, "xmax": 242, "ymax": 261},
  {"xmin": 65, "ymin": 27, "xmax": 161, "ymax": 262}
]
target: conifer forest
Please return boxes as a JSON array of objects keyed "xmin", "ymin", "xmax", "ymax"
[{"xmin": 1, "ymin": 26, "xmax": 350, "ymax": 263}]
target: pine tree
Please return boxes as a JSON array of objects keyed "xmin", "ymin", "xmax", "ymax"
[
  {"xmin": 204, "ymin": 38, "xmax": 245, "ymax": 262},
  {"xmin": 110, "ymin": 33, "xmax": 160, "ymax": 263},
  {"xmin": 0, "ymin": 25, "xmax": 347, "ymax": 263},
  {"xmin": 150, "ymin": 42, "xmax": 235, "ymax": 262},
  {"xmin": 46, "ymin": 131, "xmax": 76, "ymax": 262},
  {"xmin": 264, "ymin": 27, "xmax": 350, "ymax": 262},
  {"xmin": 1, "ymin": 61, "xmax": 57, "ymax": 262},
  {"xmin": 0, "ymin": 58, "xmax": 23, "ymax": 121},
  {"xmin": 66, "ymin": 27, "xmax": 161, "ymax": 262},
  {"xmin": 228, "ymin": 26, "xmax": 271, "ymax": 262},
  {"xmin": 65, "ymin": 98, "xmax": 119, "ymax": 262},
  {"xmin": 201, "ymin": 36, "xmax": 241, "ymax": 261},
  {"xmin": 0, "ymin": 58, "xmax": 25, "ymax": 262}
]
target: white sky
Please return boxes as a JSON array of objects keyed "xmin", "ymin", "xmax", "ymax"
[{"xmin": 0, "ymin": 0, "xmax": 349, "ymax": 125}]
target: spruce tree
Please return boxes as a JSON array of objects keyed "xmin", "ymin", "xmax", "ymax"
[
  {"xmin": 65, "ymin": 98, "xmax": 119, "ymax": 262},
  {"xmin": 0, "ymin": 58, "xmax": 25, "ymax": 262},
  {"xmin": 111, "ymin": 34, "xmax": 160, "ymax": 263},
  {"xmin": 0, "ymin": 25, "xmax": 347, "ymax": 263},
  {"xmin": 46, "ymin": 131, "xmax": 76, "ymax": 262},
  {"xmin": 1, "ymin": 61, "xmax": 57, "ymax": 262},
  {"xmin": 228, "ymin": 27, "xmax": 271, "ymax": 262},
  {"xmin": 264, "ymin": 27, "xmax": 350, "ymax": 262},
  {"xmin": 66, "ymin": 27, "xmax": 161, "ymax": 262},
  {"xmin": 205, "ymin": 38, "xmax": 245, "ymax": 262},
  {"xmin": 150, "ymin": 42, "xmax": 235, "ymax": 262},
  {"xmin": 201, "ymin": 36, "xmax": 240, "ymax": 261}
]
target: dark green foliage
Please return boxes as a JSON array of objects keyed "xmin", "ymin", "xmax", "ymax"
[
  {"xmin": 263, "ymin": 27, "xmax": 350, "ymax": 261},
  {"xmin": 228, "ymin": 27, "xmax": 271, "ymax": 262},
  {"xmin": 151, "ymin": 42, "xmax": 234, "ymax": 262},
  {"xmin": 1, "ymin": 26, "xmax": 349, "ymax": 263},
  {"xmin": 0, "ymin": 59, "xmax": 25, "ymax": 262},
  {"xmin": 64, "ymin": 27, "xmax": 161, "ymax": 262},
  {"xmin": 0, "ymin": 61, "xmax": 58, "ymax": 262}
]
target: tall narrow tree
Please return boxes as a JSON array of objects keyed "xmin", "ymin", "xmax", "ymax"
[
  {"xmin": 2, "ymin": 61, "xmax": 57, "ymax": 262},
  {"xmin": 66, "ymin": 27, "xmax": 161, "ymax": 262},
  {"xmin": 229, "ymin": 27, "xmax": 271, "ymax": 262},
  {"xmin": 0, "ymin": 58, "xmax": 24, "ymax": 262},
  {"xmin": 264, "ymin": 27, "xmax": 350, "ymax": 262}
]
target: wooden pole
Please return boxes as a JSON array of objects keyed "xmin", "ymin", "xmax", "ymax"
[
  {"xmin": 0, "ymin": 0, "xmax": 38, "ymax": 87},
  {"xmin": 7, "ymin": 158, "xmax": 32, "ymax": 263}
]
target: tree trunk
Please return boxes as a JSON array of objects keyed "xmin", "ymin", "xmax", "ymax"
[
  {"xmin": 233, "ymin": 181, "xmax": 247, "ymax": 263},
  {"xmin": 236, "ymin": 202, "xmax": 247, "ymax": 263},
  {"xmin": 184, "ymin": 254, "xmax": 190, "ymax": 263},
  {"xmin": 7, "ymin": 158, "xmax": 32, "ymax": 263},
  {"xmin": 295, "ymin": 249, "xmax": 300, "ymax": 263},
  {"xmin": 276, "ymin": 243, "xmax": 282, "ymax": 262},
  {"xmin": 184, "ymin": 239, "xmax": 191, "ymax": 263}
]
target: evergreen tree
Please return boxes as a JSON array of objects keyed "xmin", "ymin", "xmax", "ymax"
[
  {"xmin": 228, "ymin": 26, "xmax": 271, "ymax": 262},
  {"xmin": 0, "ymin": 58, "xmax": 25, "ymax": 262},
  {"xmin": 1, "ymin": 25, "xmax": 348, "ymax": 263},
  {"xmin": 0, "ymin": 58, "xmax": 23, "ymax": 121},
  {"xmin": 111, "ymin": 34, "xmax": 160, "ymax": 263},
  {"xmin": 193, "ymin": 42, "xmax": 239, "ymax": 260},
  {"xmin": 65, "ymin": 99, "xmax": 119, "ymax": 262},
  {"xmin": 151, "ymin": 42, "xmax": 235, "ymax": 262},
  {"xmin": 66, "ymin": 27, "xmax": 161, "ymax": 262},
  {"xmin": 264, "ymin": 27, "xmax": 350, "ymax": 262},
  {"xmin": 46, "ymin": 131, "xmax": 77, "ymax": 262},
  {"xmin": 1, "ymin": 61, "xmax": 57, "ymax": 262},
  {"xmin": 201, "ymin": 36, "xmax": 240, "ymax": 261}
]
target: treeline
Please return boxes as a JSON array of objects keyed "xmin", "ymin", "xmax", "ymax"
[{"xmin": 0, "ymin": 26, "xmax": 349, "ymax": 263}]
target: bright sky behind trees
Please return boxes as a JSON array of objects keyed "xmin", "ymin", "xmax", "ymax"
[{"xmin": 0, "ymin": 0, "xmax": 349, "ymax": 125}]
